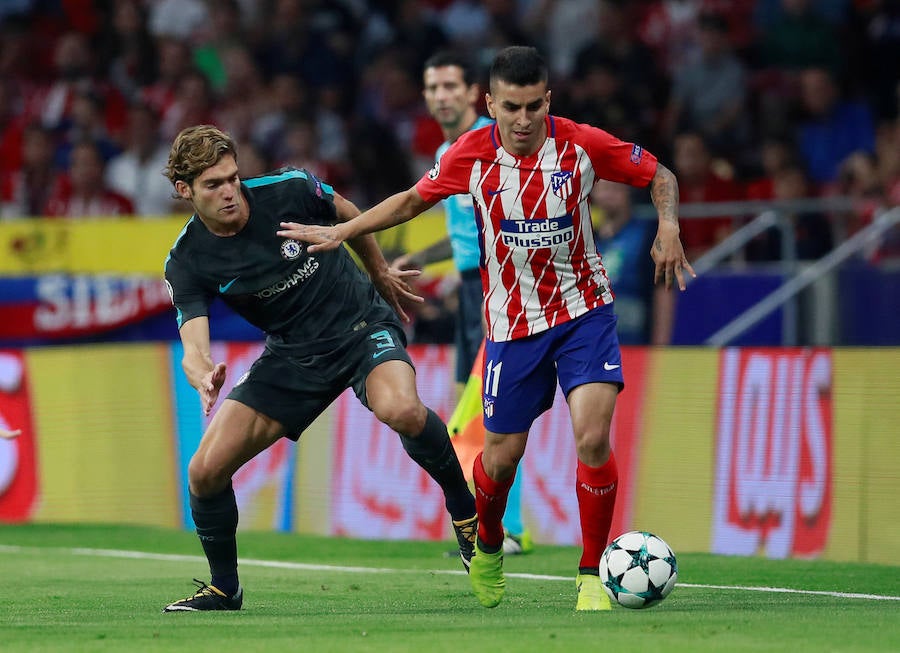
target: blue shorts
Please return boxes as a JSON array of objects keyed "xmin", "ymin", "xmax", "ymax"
[{"xmin": 482, "ymin": 304, "xmax": 623, "ymax": 434}]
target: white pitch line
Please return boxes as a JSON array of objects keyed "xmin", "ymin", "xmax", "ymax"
[{"xmin": 1, "ymin": 544, "xmax": 898, "ymax": 602}]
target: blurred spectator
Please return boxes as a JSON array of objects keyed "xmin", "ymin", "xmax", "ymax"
[
  {"xmin": 0, "ymin": 1, "xmax": 37, "ymax": 21},
  {"xmin": 312, "ymin": 85, "xmax": 352, "ymax": 185},
  {"xmin": 796, "ymin": 66, "xmax": 876, "ymax": 187},
  {"xmin": 438, "ymin": 0, "xmax": 492, "ymax": 50},
  {"xmin": 0, "ymin": 14, "xmax": 37, "ymax": 80},
  {"xmin": 755, "ymin": 0, "xmax": 850, "ymax": 27},
  {"xmin": 591, "ymin": 180, "xmax": 657, "ymax": 344},
  {"xmin": 847, "ymin": 0, "xmax": 900, "ymax": 122},
  {"xmin": 745, "ymin": 136, "xmax": 800, "ymax": 200},
  {"xmin": 759, "ymin": 0, "xmax": 843, "ymax": 75},
  {"xmin": 44, "ymin": 139, "xmax": 135, "ymax": 217},
  {"xmin": 0, "ymin": 123, "xmax": 61, "ymax": 218},
  {"xmin": 833, "ymin": 150, "xmax": 887, "ymax": 242},
  {"xmin": 773, "ymin": 166, "xmax": 833, "ymax": 261},
  {"xmin": 147, "ymin": 0, "xmax": 209, "ymax": 40},
  {"xmin": 215, "ymin": 45, "xmax": 270, "ymax": 144},
  {"xmin": 476, "ymin": 0, "xmax": 536, "ymax": 64},
  {"xmin": 96, "ymin": 0, "xmax": 158, "ymax": 101},
  {"xmin": 663, "ymin": 12, "xmax": 749, "ymax": 155},
  {"xmin": 573, "ymin": 1, "xmax": 664, "ymax": 149},
  {"xmin": 360, "ymin": 0, "xmax": 450, "ymax": 73},
  {"xmin": 251, "ymin": 73, "xmax": 309, "ymax": 155},
  {"xmin": 671, "ymin": 131, "xmax": 744, "ymax": 258},
  {"xmin": 192, "ymin": 0, "xmax": 247, "ymax": 93},
  {"xmin": 745, "ymin": 165, "xmax": 833, "ymax": 261},
  {"xmin": 25, "ymin": 31, "xmax": 128, "ymax": 139},
  {"xmin": 158, "ymin": 69, "xmax": 218, "ymax": 141},
  {"xmin": 567, "ymin": 55, "xmax": 641, "ymax": 144},
  {"xmin": 0, "ymin": 78, "xmax": 26, "ymax": 176},
  {"xmin": 140, "ymin": 36, "xmax": 193, "ymax": 120},
  {"xmin": 521, "ymin": 0, "xmax": 601, "ymax": 78},
  {"xmin": 877, "ymin": 120, "xmax": 900, "ymax": 207},
  {"xmin": 53, "ymin": 88, "xmax": 122, "ymax": 169},
  {"xmin": 253, "ymin": 0, "xmax": 356, "ymax": 90},
  {"xmin": 356, "ymin": 49, "xmax": 430, "ymax": 178},
  {"xmin": 105, "ymin": 102, "xmax": 177, "ymax": 217},
  {"xmin": 234, "ymin": 140, "xmax": 271, "ymax": 179},
  {"xmin": 272, "ymin": 117, "xmax": 333, "ymax": 181},
  {"xmin": 636, "ymin": 0, "xmax": 703, "ymax": 76}
]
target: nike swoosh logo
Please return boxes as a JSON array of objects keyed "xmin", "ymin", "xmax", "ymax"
[
  {"xmin": 603, "ymin": 362, "xmax": 621, "ymax": 371},
  {"xmin": 218, "ymin": 277, "xmax": 239, "ymax": 293},
  {"xmin": 372, "ymin": 348, "xmax": 394, "ymax": 359},
  {"xmin": 487, "ymin": 187, "xmax": 508, "ymax": 196}
]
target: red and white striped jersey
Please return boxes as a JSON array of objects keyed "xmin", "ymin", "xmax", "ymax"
[{"xmin": 415, "ymin": 115, "xmax": 658, "ymax": 342}]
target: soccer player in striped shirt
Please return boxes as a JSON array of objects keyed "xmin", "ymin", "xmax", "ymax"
[{"xmin": 279, "ymin": 46, "xmax": 694, "ymax": 611}]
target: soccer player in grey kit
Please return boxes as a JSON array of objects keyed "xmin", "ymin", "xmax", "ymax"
[{"xmin": 162, "ymin": 125, "xmax": 477, "ymax": 612}]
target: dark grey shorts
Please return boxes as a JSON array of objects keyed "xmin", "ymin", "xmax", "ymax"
[{"xmin": 227, "ymin": 322, "xmax": 413, "ymax": 440}]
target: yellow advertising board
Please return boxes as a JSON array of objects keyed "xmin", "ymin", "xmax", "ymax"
[
  {"xmin": 0, "ymin": 212, "xmax": 452, "ymax": 276},
  {"xmin": 25, "ymin": 344, "xmax": 179, "ymax": 527}
]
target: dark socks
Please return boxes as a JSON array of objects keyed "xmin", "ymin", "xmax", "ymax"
[
  {"xmin": 399, "ymin": 408, "xmax": 476, "ymax": 521},
  {"xmin": 190, "ymin": 482, "xmax": 240, "ymax": 596}
]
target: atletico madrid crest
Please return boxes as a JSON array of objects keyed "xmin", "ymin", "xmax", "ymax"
[{"xmin": 550, "ymin": 170, "xmax": 573, "ymax": 199}]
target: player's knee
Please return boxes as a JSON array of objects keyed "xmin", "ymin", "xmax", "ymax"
[
  {"xmin": 575, "ymin": 428, "xmax": 612, "ymax": 465},
  {"xmin": 373, "ymin": 395, "xmax": 425, "ymax": 435},
  {"xmin": 187, "ymin": 457, "xmax": 229, "ymax": 498},
  {"xmin": 482, "ymin": 443, "xmax": 523, "ymax": 480}
]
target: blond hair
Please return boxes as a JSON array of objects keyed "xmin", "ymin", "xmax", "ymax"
[{"xmin": 164, "ymin": 125, "xmax": 237, "ymax": 188}]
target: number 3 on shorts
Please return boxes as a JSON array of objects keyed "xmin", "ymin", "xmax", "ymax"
[{"xmin": 370, "ymin": 329, "xmax": 396, "ymax": 359}]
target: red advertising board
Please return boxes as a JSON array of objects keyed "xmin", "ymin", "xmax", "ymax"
[
  {"xmin": 712, "ymin": 348, "xmax": 833, "ymax": 558},
  {"xmin": 329, "ymin": 344, "xmax": 650, "ymax": 545},
  {"xmin": 330, "ymin": 345, "xmax": 455, "ymax": 540},
  {"xmin": 0, "ymin": 351, "xmax": 38, "ymax": 521}
]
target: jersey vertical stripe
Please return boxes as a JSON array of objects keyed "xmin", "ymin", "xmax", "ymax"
[{"xmin": 415, "ymin": 116, "xmax": 657, "ymax": 342}]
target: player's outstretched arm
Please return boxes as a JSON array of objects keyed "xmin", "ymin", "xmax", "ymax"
[
  {"xmin": 179, "ymin": 316, "xmax": 227, "ymax": 416},
  {"xmin": 0, "ymin": 428, "xmax": 21, "ymax": 439},
  {"xmin": 333, "ymin": 191, "xmax": 424, "ymax": 322},
  {"xmin": 278, "ymin": 187, "xmax": 434, "ymax": 253},
  {"xmin": 649, "ymin": 163, "xmax": 696, "ymax": 291}
]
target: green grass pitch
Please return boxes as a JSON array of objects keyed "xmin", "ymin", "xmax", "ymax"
[{"xmin": 0, "ymin": 523, "xmax": 897, "ymax": 652}]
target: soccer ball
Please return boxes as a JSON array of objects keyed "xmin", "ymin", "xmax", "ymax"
[{"xmin": 599, "ymin": 530, "xmax": 678, "ymax": 609}]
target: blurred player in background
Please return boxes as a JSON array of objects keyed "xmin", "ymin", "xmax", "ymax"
[
  {"xmin": 393, "ymin": 51, "xmax": 532, "ymax": 556},
  {"xmin": 278, "ymin": 46, "xmax": 693, "ymax": 611},
  {"xmin": 161, "ymin": 125, "xmax": 477, "ymax": 612}
]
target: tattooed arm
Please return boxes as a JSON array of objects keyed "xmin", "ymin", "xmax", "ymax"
[{"xmin": 649, "ymin": 163, "xmax": 695, "ymax": 290}]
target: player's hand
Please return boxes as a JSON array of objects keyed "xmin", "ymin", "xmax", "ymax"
[
  {"xmin": 651, "ymin": 221, "xmax": 696, "ymax": 291},
  {"xmin": 200, "ymin": 362, "xmax": 227, "ymax": 416},
  {"xmin": 372, "ymin": 266, "xmax": 425, "ymax": 323},
  {"xmin": 0, "ymin": 427, "xmax": 21, "ymax": 439},
  {"xmin": 277, "ymin": 222, "xmax": 346, "ymax": 253}
]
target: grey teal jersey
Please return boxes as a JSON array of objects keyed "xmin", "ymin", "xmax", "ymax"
[{"xmin": 164, "ymin": 168, "xmax": 397, "ymax": 356}]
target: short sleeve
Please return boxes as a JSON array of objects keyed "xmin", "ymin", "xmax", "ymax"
[
  {"xmin": 579, "ymin": 125, "xmax": 658, "ymax": 188},
  {"xmin": 164, "ymin": 252, "xmax": 212, "ymax": 329},
  {"xmin": 415, "ymin": 139, "xmax": 473, "ymax": 204}
]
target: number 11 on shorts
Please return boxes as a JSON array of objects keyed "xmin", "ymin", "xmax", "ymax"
[{"xmin": 484, "ymin": 359, "xmax": 502, "ymax": 397}]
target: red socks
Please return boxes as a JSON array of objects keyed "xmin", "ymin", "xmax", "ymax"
[
  {"xmin": 473, "ymin": 451, "xmax": 514, "ymax": 549},
  {"xmin": 576, "ymin": 452, "xmax": 618, "ymax": 570}
]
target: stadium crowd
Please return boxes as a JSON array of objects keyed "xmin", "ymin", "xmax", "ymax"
[{"xmin": 1, "ymin": 0, "xmax": 898, "ymax": 339}]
